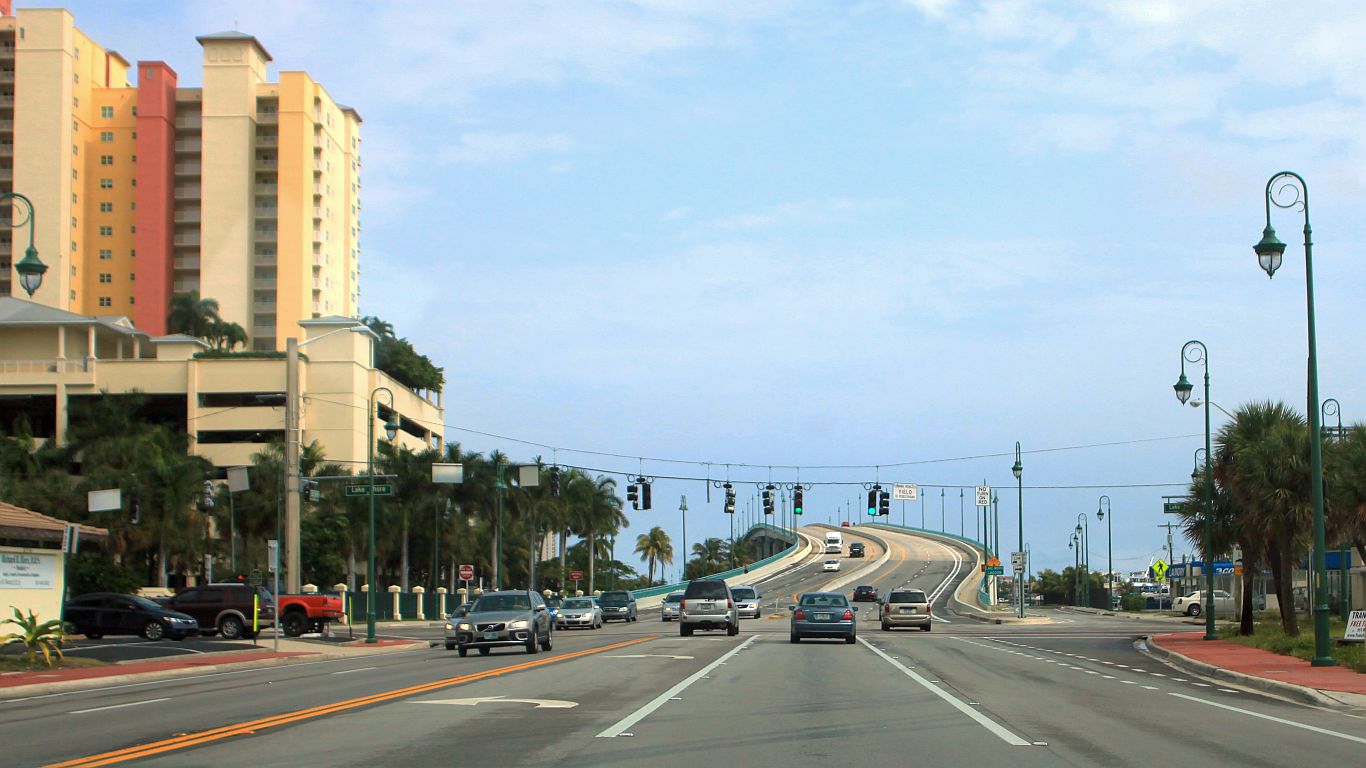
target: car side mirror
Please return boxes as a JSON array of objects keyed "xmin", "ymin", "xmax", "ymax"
[
  {"xmin": 788, "ymin": 604, "xmax": 796, "ymax": 612},
  {"xmin": 535, "ymin": 605, "xmax": 547, "ymax": 612}
]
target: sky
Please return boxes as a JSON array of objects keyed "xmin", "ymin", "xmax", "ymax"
[{"xmin": 56, "ymin": 1, "xmax": 1366, "ymax": 582}]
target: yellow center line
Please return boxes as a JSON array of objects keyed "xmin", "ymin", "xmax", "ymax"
[{"xmin": 46, "ymin": 635, "xmax": 656, "ymax": 768}]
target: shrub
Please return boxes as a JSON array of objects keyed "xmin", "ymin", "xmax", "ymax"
[{"xmin": 67, "ymin": 552, "xmax": 142, "ymax": 596}]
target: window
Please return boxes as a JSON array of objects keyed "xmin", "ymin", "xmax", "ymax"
[
  {"xmin": 71, "ymin": 193, "xmax": 77, "ymax": 204},
  {"xmin": 101, "ymin": 106, "xmax": 113, "ymax": 119},
  {"xmin": 131, "ymin": 155, "xmax": 136, "ymax": 163},
  {"xmin": 99, "ymin": 131, "xmax": 113, "ymax": 143},
  {"xmin": 98, "ymin": 296, "xmax": 111, "ymax": 307},
  {"xmin": 99, "ymin": 178, "xmax": 113, "ymax": 189},
  {"xmin": 99, "ymin": 226, "xmax": 112, "ymax": 236},
  {"xmin": 99, "ymin": 202, "xmax": 112, "ymax": 212},
  {"xmin": 130, "ymin": 226, "xmax": 136, "ymax": 234},
  {"xmin": 73, "ymin": 96, "xmax": 79, "ymax": 108},
  {"xmin": 72, "ymin": 144, "xmax": 77, "ymax": 155},
  {"xmin": 131, "ymin": 132, "xmax": 136, "ymax": 139},
  {"xmin": 130, "ymin": 249, "xmax": 136, "ymax": 259},
  {"xmin": 73, "ymin": 72, "xmax": 79, "ymax": 84},
  {"xmin": 98, "ymin": 249, "xmax": 112, "ymax": 260},
  {"xmin": 129, "ymin": 296, "xmax": 135, "ymax": 305},
  {"xmin": 129, "ymin": 273, "xmax": 135, "ymax": 281},
  {"xmin": 100, "ymin": 155, "xmax": 113, "ymax": 166},
  {"xmin": 98, "ymin": 273, "xmax": 111, "ymax": 283},
  {"xmin": 131, "ymin": 106, "xmax": 137, "ymax": 116}
]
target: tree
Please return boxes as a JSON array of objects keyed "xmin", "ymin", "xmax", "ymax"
[
  {"xmin": 634, "ymin": 526, "xmax": 674, "ymax": 585},
  {"xmin": 203, "ymin": 319, "xmax": 248, "ymax": 351},
  {"xmin": 361, "ymin": 316, "xmax": 445, "ymax": 392},
  {"xmin": 166, "ymin": 291, "xmax": 220, "ymax": 339}
]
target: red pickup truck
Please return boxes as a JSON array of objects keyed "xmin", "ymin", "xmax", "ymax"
[{"xmin": 277, "ymin": 593, "xmax": 345, "ymax": 637}]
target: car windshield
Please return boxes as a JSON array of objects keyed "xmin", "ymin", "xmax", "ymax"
[
  {"xmin": 472, "ymin": 595, "xmax": 532, "ymax": 612},
  {"xmin": 562, "ymin": 598, "xmax": 594, "ymax": 609},
  {"xmin": 599, "ymin": 592, "xmax": 630, "ymax": 604},
  {"xmin": 685, "ymin": 581, "xmax": 729, "ymax": 599},
  {"xmin": 889, "ymin": 591, "xmax": 927, "ymax": 603},
  {"xmin": 799, "ymin": 594, "xmax": 848, "ymax": 608},
  {"xmin": 730, "ymin": 588, "xmax": 756, "ymax": 600},
  {"xmin": 127, "ymin": 595, "xmax": 165, "ymax": 611},
  {"xmin": 664, "ymin": 593, "xmax": 684, "ymax": 603}
]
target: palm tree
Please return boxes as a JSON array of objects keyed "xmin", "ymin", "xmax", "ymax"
[
  {"xmin": 166, "ymin": 291, "xmax": 221, "ymax": 338},
  {"xmin": 634, "ymin": 526, "xmax": 674, "ymax": 585},
  {"xmin": 204, "ymin": 319, "xmax": 248, "ymax": 351},
  {"xmin": 576, "ymin": 476, "xmax": 625, "ymax": 593}
]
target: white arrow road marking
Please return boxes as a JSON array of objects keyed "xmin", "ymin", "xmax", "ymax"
[
  {"xmin": 413, "ymin": 696, "xmax": 578, "ymax": 709},
  {"xmin": 605, "ymin": 654, "xmax": 695, "ymax": 659}
]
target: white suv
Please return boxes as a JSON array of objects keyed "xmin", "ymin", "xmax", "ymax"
[{"xmin": 679, "ymin": 579, "xmax": 739, "ymax": 636}]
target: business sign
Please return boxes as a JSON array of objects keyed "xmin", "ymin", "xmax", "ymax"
[
  {"xmin": 1345, "ymin": 611, "xmax": 1366, "ymax": 643},
  {"xmin": 61, "ymin": 524, "xmax": 80, "ymax": 555},
  {"xmin": 0, "ymin": 551, "xmax": 57, "ymax": 589},
  {"xmin": 974, "ymin": 485, "xmax": 991, "ymax": 507},
  {"xmin": 458, "ymin": 564, "xmax": 475, "ymax": 581},
  {"xmin": 432, "ymin": 463, "xmax": 465, "ymax": 484},
  {"xmin": 1170, "ymin": 564, "xmax": 1187, "ymax": 579},
  {"xmin": 892, "ymin": 483, "xmax": 919, "ymax": 501},
  {"xmin": 87, "ymin": 488, "xmax": 121, "ymax": 513}
]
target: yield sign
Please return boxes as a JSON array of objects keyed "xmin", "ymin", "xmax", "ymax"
[{"xmin": 414, "ymin": 696, "xmax": 578, "ymax": 709}]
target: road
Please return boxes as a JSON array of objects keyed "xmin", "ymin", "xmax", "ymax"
[{"xmin": 5, "ymin": 525, "xmax": 1363, "ymax": 767}]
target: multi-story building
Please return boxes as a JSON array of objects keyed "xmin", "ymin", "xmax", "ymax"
[{"xmin": 0, "ymin": 4, "xmax": 361, "ymax": 349}]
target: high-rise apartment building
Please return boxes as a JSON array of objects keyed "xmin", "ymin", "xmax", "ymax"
[{"xmin": 0, "ymin": 3, "xmax": 361, "ymax": 348}]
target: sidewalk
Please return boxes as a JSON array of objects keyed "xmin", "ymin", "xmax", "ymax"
[
  {"xmin": 1147, "ymin": 632, "xmax": 1366, "ymax": 709},
  {"xmin": 0, "ymin": 637, "xmax": 425, "ymax": 697}
]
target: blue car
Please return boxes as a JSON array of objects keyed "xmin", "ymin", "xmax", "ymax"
[{"xmin": 790, "ymin": 591, "xmax": 856, "ymax": 644}]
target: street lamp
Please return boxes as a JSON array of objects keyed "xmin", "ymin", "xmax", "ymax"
[
  {"xmin": 1322, "ymin": 398, "xmax": 1350, "ymax": 621},
  {"xmin": 1255, "ymin": 171, "xmax": 1333, "ymax": 665},
  {"xmin": 1097, "ymin": 496, "xmax": 1112, "ymax": 610},
  {"xmin": 364, "ymin": 386, "xmax": 398, "ymax": 644},
  {"xmin": 3, "ymin": 192, "xmax": 46, "ymax": 297},
  {"xmin": 1012, "ymin": 442, "xmax": 1023, "ymax": 618},
  {"xmin": 1174, "ymin": 339, "xmax": 1218, "ymax": 641},
  {"xmin": 1075, "ymin": 514, "xmax": 1089, "ymax": 607},
  {"xmin": 1069, "ymin": 532, "xmax": 1079, "ymax": 605}
]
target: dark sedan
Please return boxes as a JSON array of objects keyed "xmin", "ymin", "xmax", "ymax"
[
  {"xmin": 852, "ymin": 585, "xmax": 879, "ymax": 602},
  {"xmin": 64, "ymin": 593, "xmax": 200, "ymax": 641},
  {"xmin": 790, "ymin": 592, "xmax": 856, "ymax": 644}
]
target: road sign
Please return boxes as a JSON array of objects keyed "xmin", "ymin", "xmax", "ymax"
[
  {"xmin": 569, "ymin": 570, "xmax": 584, "ymax": 582},
  {"xmin": 1010, "ymin": 551, "xmax": 1025, "ymax": 572},
  {"xmin": 986, "ymin": 555, "xmax": 1001, "ymax": 567},
  {"xmin": 345, "ymin": 483, "xmax": 394, "ymax": 496},
  {"xmin": 458, "ymin": 564, "xmax": 474, "ymax": 581},
  {"xmin": 892, "ymin": 483, "xmax": 919, "ymax": 501},
  {"xmin": 1150, "ymin": 559, "xmax": 1169, "ymax": 582},
  {"xmin": 1163, "ymin": 501, "xmax": 1187, "ymax": 514},
  {"xmin": 87, "ymin": 488, "xmax": 121, "ymax": 513},
  {"xmin": 1346, "ymin": 611, "xmax": 1366, "ymax": 642},
  {"xmin": 61, "ymin": 524, "xmax": 80, "ymax": 555},
  {"xmin": 248, "ymin": 568, "xmax": 264, "ymax": 587},
  {"xmin": 984, "ymin": 565, "xmax": 1005, "ymax": 576},
  {"xmin": 267, "ymin": 539, "xmax": 279, "ymax": 573},
  {"xmin": 975, "ymin": 485, "xmax": 991, "ymax": 507}
]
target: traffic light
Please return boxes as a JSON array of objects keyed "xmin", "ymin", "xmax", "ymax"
[
  {"xmin": 640, "ymin": 478, "xmax": 652, "ymax": 510},
  {"xmin": 200, "ymin": 480, "xmax": 216, "ymax": 511},
  {"xmin": 793, "ymin": 488, "xmax": 803, "ymax": 515},
  {"xmin": 763, "ymin": 484, "xmax": 774, "ymax": 515},
  {"xmin": 866, "ymin": 488, "xmax": 877, "ymax": 516},
  {"xmin": 129, "ymin": 487, "xmax": 141, "ymax": 525},
  {"xmin": 627, "ymin": 482, "xmax": 639, "ymax": 510},
  {"xmin": 724, "ymin": 482, "xmax": 736, "ymax": 514},
  {"xmin": 879, "ymin": 489, "xmax": 890, "ymax": 516},
  {"xmin": 549, "ymin": 466, "xmax": 561, "ymax": 497}
]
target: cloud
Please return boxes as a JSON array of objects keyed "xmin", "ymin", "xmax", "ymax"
[{"xmin": 437, "ymin": 131, "xmax": 575, "ymax": 165}]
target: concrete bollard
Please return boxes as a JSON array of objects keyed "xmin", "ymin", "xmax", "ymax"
[
  {"xmin": 335, "ymin": 584, "xmax": 349, "ymax": 623},
  {"xmin": 437, "ymin": 587, "xmax": 448, "ymax": 617},
  {"xmin": 388, "ymin": 584, "xmax": 402, "ymax": 621},
  {"xmin": 413, "ymin": 586, "xmax": 426, "ymax": 620},
  {"xmin": 302, "ymin": 583, "xmax": 319, "ymax": 594}
]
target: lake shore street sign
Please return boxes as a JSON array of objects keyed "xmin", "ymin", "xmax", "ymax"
[{"xmin": 346, "ymin": 483, "xmax": 394, "ymax": 497}]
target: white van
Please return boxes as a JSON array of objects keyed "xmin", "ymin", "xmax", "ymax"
[{"xmin": 825, "ymin": 531, "xmax": 842, "ymax": 554}]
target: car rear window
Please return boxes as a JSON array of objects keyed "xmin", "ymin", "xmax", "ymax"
[
  {"xmin": 799, "ymin": 593, "xmax": 848, "ymax": 607},
  {"xmin": 684, "ymin": 580, "xmax": 729, "ymax": 599},
  {"xmin": 730, "ymin": 588, "xmax": 756, "ymax": 600},
  {"xmin": 888, "ymin": 591, "xmax": 927, "ymax": 603}
]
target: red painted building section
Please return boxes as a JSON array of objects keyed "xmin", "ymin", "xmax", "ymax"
[{"xmin": 133, "ymin": 61, "xmax": 177, "ymax": 335}]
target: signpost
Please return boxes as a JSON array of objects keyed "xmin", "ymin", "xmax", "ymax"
[
  {"xmin": 1150, "ymin": 559, "xmax": 1169, "ymax": 582},
  {"xmin": 570, "ymin": 570, "xmax": 584, "ymax": 593},
  {"xmin": 1010, "ymin": 551, "xmax": 1025, "ymax": 573},
  {"xmin": 892, "ymin": 483, "xmax": 919, "ymax": 501},
  {"xmin": 984, "ymin": 556, "xmax": 1004, "ymax": 576},
  {"xmin": 974, "ymin": 485, "xmax": 991, "ymax": 508},
  {"xmin": 346, "ymin": 483, "xmax": 394, "ymax": 497}
]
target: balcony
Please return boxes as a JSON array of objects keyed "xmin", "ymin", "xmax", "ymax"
[
  {"xmin": 173, "ymin": 233, "xmax": 200, "ymax": 247},
  {"xmin": 254, "ymin": 279, "xmax": 277, "ymax": 291},
  {"xmin": 173, "ymin": 209, "xmax": 200, "ymax": 224},
  {"xmin": 173, "ymin": 257, "xmax": 200, "ymax": 271},
  {"xmin": 256, "ymin": 110, "xmax": 278, "ymax": 124},
  {"xmin": 254, "ymin": 183, "xmax": 277, "ymax": 196},
  {"xmin": 252, "ymin": 301, "xmax": 276, "ymax": 314},
  {"xmin": 174, "ymin": 186, "xmax": 200, "ymax": 200},
  {"xmin": 313, "ymin": 206, "xmax": 322, "ymax": 220},
  {"xmin": 254, "ymin": 229, "xmax": 278, "ymax": 242},
  {"xmin": 174, "ymin": 162, "xmax": 201, "ymax": 177},
  {"xmin": 175, "ymin": 116, "xmax": 202, "ymax": 131},
  {"xmin": 0, "ymin": 168, "xmax": 12, "ymax": 182},
  {"xmin": 313, "ymin": 254, "xmax": 324, "ymax": 267},
  {"xmin": 253, "ymin": 206, "xmax": 277, "ymax": 220},
  {"xmin": 0, "ymin": 119, "xmax": 11, "ymax": 132},
  {"xmin": 254, "ymin": 250, "xmax": 276, "ymax": 264},
  {"xmin": 174, "ymin": 139, "xmax": 201, "ymax": 154},
  {"xmin": 256, "ymin": 134, "xmax": 278, "ymax": 146},
  {"xmin": 313, "ymin": 182, "xmax": 322, "ymax": 196}
]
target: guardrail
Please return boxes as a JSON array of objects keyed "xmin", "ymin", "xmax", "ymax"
[
  {"xmin": 630, "ymin": 524, "xmax": 801, "ymax": 599},
  {"xmin": 865, "ymin": 522, "xmax": 991, "ymax": 608}
]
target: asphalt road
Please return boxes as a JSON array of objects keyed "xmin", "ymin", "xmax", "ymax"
[{"xmin": 6, "ymin": 525, "xmax": 1364, "ymax": 767}]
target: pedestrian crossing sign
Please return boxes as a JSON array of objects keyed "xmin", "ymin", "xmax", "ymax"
[{"xmin": 1150, "ymin": 559, "xmax": 1169, "ymax": 582}]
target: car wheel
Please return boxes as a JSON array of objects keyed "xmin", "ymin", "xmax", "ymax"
[
  {"xmin": 525, "ymin": 633, "xmax": 539, "ymax": 654},
  {"xmin": 846, "ymin": 634, "xmax": 857, "ymax": 644},
  {"xmin": 457, "ymin": 644, "xmax": 467, "ymax": 657},
  {"xmin": 478, "ymin": 646, "xmax": 490, "ymax": 656},
  {"xmin": 540, "ymin": 632, "xmax": 553, "ymax": 651},
  {"xmin": 881, "ymin": 621, "xmax": 890, "ymax": 631},
  {"xmin": 283, "ymin": 612, "xmax": 309, "ymax": 637},
  {"xmin": 922, "ymin": 623, "xmax": 932, "ymax": 632},
  {"xmin": 218, "ymin": 616, "xmax": 244, "ymax": 640},
  {"xmin": 445, "ymin": 642, "xmax": 456, "ymax": 651},
  {"xmin": 142, "ymin": 621, "xmax": 166, "ymax": 641},
  {"xmin": 727, "ymin": 622, "xmax": 739, "ymax": 637},
  {"xmin": 85, "ymin": 633, "xmax": 104, "ymax": 640},
  {"xmin": 680, "ymin": 624, "xmax": 694, "ymax": 637},
  {"xmin": 790, "ymin": 632, "xmax": 800, "ymax": 643},
  {"xmin": 1188, "ymin": 605, "xmax": 1202, "ymax": 617}
]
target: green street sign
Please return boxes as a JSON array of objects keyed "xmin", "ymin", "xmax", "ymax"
[
  {"xmin": 985, "ymin": 565, "xmax": 1005, "ymax": 576},
  {"xmin": 346, "ymin": 483, "xmax": 394, "ymax": 497},
  {"xmin": 1163, "ymin": 501, "xmax": 1187, "ymax": 514}
]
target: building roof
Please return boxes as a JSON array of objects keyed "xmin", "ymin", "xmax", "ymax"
[
  {"xmin": 150, "ymin": 333, "xmax": 210, "ymax": 348},
  {"xmin": 195, "ymin": 30, "xmax": 273, "ymax": 62},
  {"xmin": 337, "ymin": 104, "xmax": 363, "ymax": 123},
  {"xmin": 0, "ymin": 500, "xmax": 108, "ymax": 544},
  {"xmin": 0, "ymin": 296, "xmax": 149, "ymax": 338}
]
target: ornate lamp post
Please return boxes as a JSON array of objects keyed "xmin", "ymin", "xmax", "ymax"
[
  {"xmin": 1075, "ymin": 514, "xmax": 1089, "ymax": 608},
  {"xmin": 365, "ymin": 387, "xmax": 398, "ymax": 644},
  {"xmin": 1253, "ymin": 172, "xmax": 1333, "ymax": 665},
  {"xmin": 1097, "ymin": 496, "xmax": 1112, "ymax": 610},
  {"xmin": 1173, "ymin": 340, "xmax": 1218, "ymax": 641},
  {"xmin": 3, "ymin": 192, "xmax": 46, "ymax": 297},
  {"xmin": 1013, "ymin": 442, "xmax": 1023, "ymax": 618}
]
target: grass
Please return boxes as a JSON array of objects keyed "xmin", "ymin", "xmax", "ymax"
[
  {"xmin": 1219, "ymin": 618, "xmax": 1366, "ymax": 673},
  {"xmin": 0, "ymin": 654, "xmax": 107, "ymax": 672}
]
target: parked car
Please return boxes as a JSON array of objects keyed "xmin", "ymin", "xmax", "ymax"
[
  {"xmin": 556, "ymin": 597, "xmax": 603, "ymax": 630},
  {"xmin": 790, "ymin": 592, "xmax": 856, "ymax": 643},
  {"xmin": 822, "ymin": 559, "xmax": 840, "ymax": 572},
  {"xmin": 849, "ymin": 542, "xmax": 866, "ymax": 558},
  {"xmin": 64, "ymin": 592, "xmax": 200, "ymax": 641},
  {"xmin": 730, "ymin": 585, "xmax": 762, "ymax": 619},
  {"xmin": 445, "ymin": 590, "xmax": 553, "ymax": 656},
  {"xmin": 161, "ymin": 583, "xmax": 275, "ymax": 639},
  {"xmin": 598, "ymin": 590, "xmax": 638, "ymax": 622},
  {"xmin": 276, "ymin": 592, "xmax": 344, "ymax": 637},
  {"xmin": 679, "ymin": 579, "xmax": 739, "ymax": 636},
  {"xmin": 852, "ymin": 585, "xmax": 879, "ymax": 602},
  {"xmin": 661, "ymin": 591, "xmax": 684, "ymax": 621},
  {"xmin": 1173, "ymin": 589, "xmax": 1235, "ymax": 617},
  {"xmin": 880, "ymin": 588, "xmax": 931, "ymax": 631}
]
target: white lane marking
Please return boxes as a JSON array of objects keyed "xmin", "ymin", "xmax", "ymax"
[
  {"xmin": 1141, "ymin": 686, "xmax": 1159, "ymax": 690},
  {"xmin": 1218, "ymin": 688, "xmax": 1239, "ymax": 694},
  {"xmin": 860, "ymin": 638, "xmax": 1030, "ymax": 746},
  {"xmin": 415, "ymin": 696, "xmax": 577, "ymax": 709},
  {"xmin": 1168, "ymin": 692, "xmax": 1366, "ymax": 745},
  {"xmin": 331, "ymin": 666, "xmax": 378, "ymax": 675},
  {"xmin": 596, "ymin": 635, "xmax": 758, "ymax": 738},
  {"xmin": 606, "ymin": 654, "xmax": 695, "ymax": 660},
  {"xmin": 70, "ymin": 697, "xmax": 170, "ymax": 714}
]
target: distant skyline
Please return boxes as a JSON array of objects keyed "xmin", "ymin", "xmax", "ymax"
[{"xmin": 56, "ymin": 1, "xmax": 1366, "ymax": 581}]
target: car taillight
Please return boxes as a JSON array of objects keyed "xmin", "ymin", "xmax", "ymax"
[
  {"xmin": 727, "ymin": 599, "xmax": 733, "ymax": 609},
  {"xmin": 794, "ymin": 608, "xmax": 805, "ymax": 620},
  {"xmin": 842, "ymin": 609, "xmax": 854, "ymax": 621},
  {"xmin": 882, "ymin": 604, "xmax": 890, "ymax": 614},
  {"xmin": 680, "ymin": 599, "xmax": 686, "ymax": 610}
]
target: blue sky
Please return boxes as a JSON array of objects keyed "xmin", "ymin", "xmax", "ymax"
[{"xmin": 61, "ymin": 1, "xmax": 1366, "ymax": 580}]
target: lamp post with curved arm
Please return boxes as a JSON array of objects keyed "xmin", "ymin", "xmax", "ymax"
[
  {"xmin": 1012, "ymin": 442, "xmax": 1023, "ymax": 618},
  {"xmin": 1097, "ymin": 496, "xmax": 1112, "ymax": 611},
  {"xmin": 3, "ymin": 192, "xmax": 46, "ymax": 297},
  {"xmin": 1253, "ymin": 172, "xmax": 1333, "ymax": 665},
  {"xmin": 1069, "ymin": 533, "xmax": 1080, "ymax": 605},
  {"xmin": 365, "ymin": 387, "xmax": 399, "ymax": 644},
  {"xmin": 1174, "ymin": 340, "xmax": 1217, "ymax": 640},
  {"xmin": 1322, "ymin": 398, "xmax": 1349, "ymax": 621},
  {"xmin": 1075, "ymin": 513, "xmax": 1089, "ymax": 608}
]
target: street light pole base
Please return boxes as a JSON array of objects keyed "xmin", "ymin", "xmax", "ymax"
[
  {"xmin": 365, "ymin": 637, "xmax": 378, "ymax": 644},
  {"xmin": 1311, "ymin": 656, "xmax": 1336, "ymax": 667},
  {"xmin": 1202, "ymin": 633, "xmax": 1218, "ymax": 641}
]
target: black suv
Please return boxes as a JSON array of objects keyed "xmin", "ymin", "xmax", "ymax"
[
  {"xmin": 849, "ymin": 542, "xmax": 866, "ymax": 558},
  {"xmin": 598, "ymin": 590, "xmax": 638, "ymax": 622},
  {"xmin": 162, "ymin": 583, "xmax": 275, "ymax": 639}
]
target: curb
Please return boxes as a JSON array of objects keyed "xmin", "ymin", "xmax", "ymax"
[{"xmin": 1140, "ymin": 635, "xmax": 1348, "ymax": 709}]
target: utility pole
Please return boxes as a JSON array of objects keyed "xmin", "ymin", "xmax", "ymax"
[
  {"xmin": 680, "ymin": 495, "xmax": 687, "ymax": 588},
  {"xmin": 1158, "ymin": 522, "xmax": 1180, "ymax": 610},
  {"xmin": 284, "ymin": 337, "xmax": 301, "ymax": 594}
]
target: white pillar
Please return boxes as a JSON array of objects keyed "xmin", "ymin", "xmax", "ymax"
[
  {"xmin": 388, "ymin": 584, "xmax": 402, "ymax": 621},
  {"xmin": 413, "ymin": 586, "xmax": 426, "ymax": 620},
  {"xmin": 334, "ymin": 584, "xmax": 349, "ymax": 623},
  {"xmin": 437, "ymin": 587, "xmax": 447, "ymax": 618}
]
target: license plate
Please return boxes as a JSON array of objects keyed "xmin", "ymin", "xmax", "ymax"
[
  {"xmin": 814, "ymin": 613, "xmax": 832, "ymax": 620},
  {"xmin": 701, "ymin": 603, "xmax": 713, "ymax": 610},
  {"xmin": 482, "ymin": 631, "xmax": 498, "ymax": 640},
  {"xmin": 901, "ymin": 608, "xmax": 916, "ymax": 614}
]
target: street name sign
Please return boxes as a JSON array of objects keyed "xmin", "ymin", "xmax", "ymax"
[
  {"xmin": 975, "ymin": 485, "xmax": 991, "ymax": 507},
  {"xmin": 985, "ymin": 565, "xmax": 1005, "ymax": 576},
  {"xmin": 892, "ymin": 483, "xmax": 919, "ymax": 501},
  {"xmin": 345, "ymin": 483, "xmax": 394, "ymax": 497}
]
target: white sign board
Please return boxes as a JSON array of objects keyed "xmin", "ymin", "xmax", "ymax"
[
  {"xmin": 432, "ymin": 463, "xmax": 465, "ymax": 484},
  {"xmin": 0, "ymin": 551, "xmax": 57, "ymax": 589},
  {"xmin": 61, "ymin": 524, "xmax": 80, "ymax": 555},
  {"xmin": 892, "ymin": 483, "xmax": 919, "ymax": 501},
  {"xmin": 227, "ymin": 466, "xmax": 250, "ymax": 493},
  {"xmin": 1346, "ymin": 611, "xmax": 1366, "ymax": 642},
  {"xmin": 87, "ymin": 488, "xmax": 121, "ymax": 513},
  {"xmin": 1010, "ymin": 551, "xmax": 1025, "ymax": 570},
  {"xmin": 975, "ymin": 485, "xmax": 991, "ymax": 507},
  {"xmin": 517, "ymin": 465, "xmax": 540, "ymax": 487},
  {"xmin": 268, "ymin": 539, "xmax": 279, "ymax": 574}
]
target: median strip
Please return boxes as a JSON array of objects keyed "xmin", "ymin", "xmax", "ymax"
[{"xmin": 45, "ymin": 635, "xmax": 655, "ymax": 768}]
